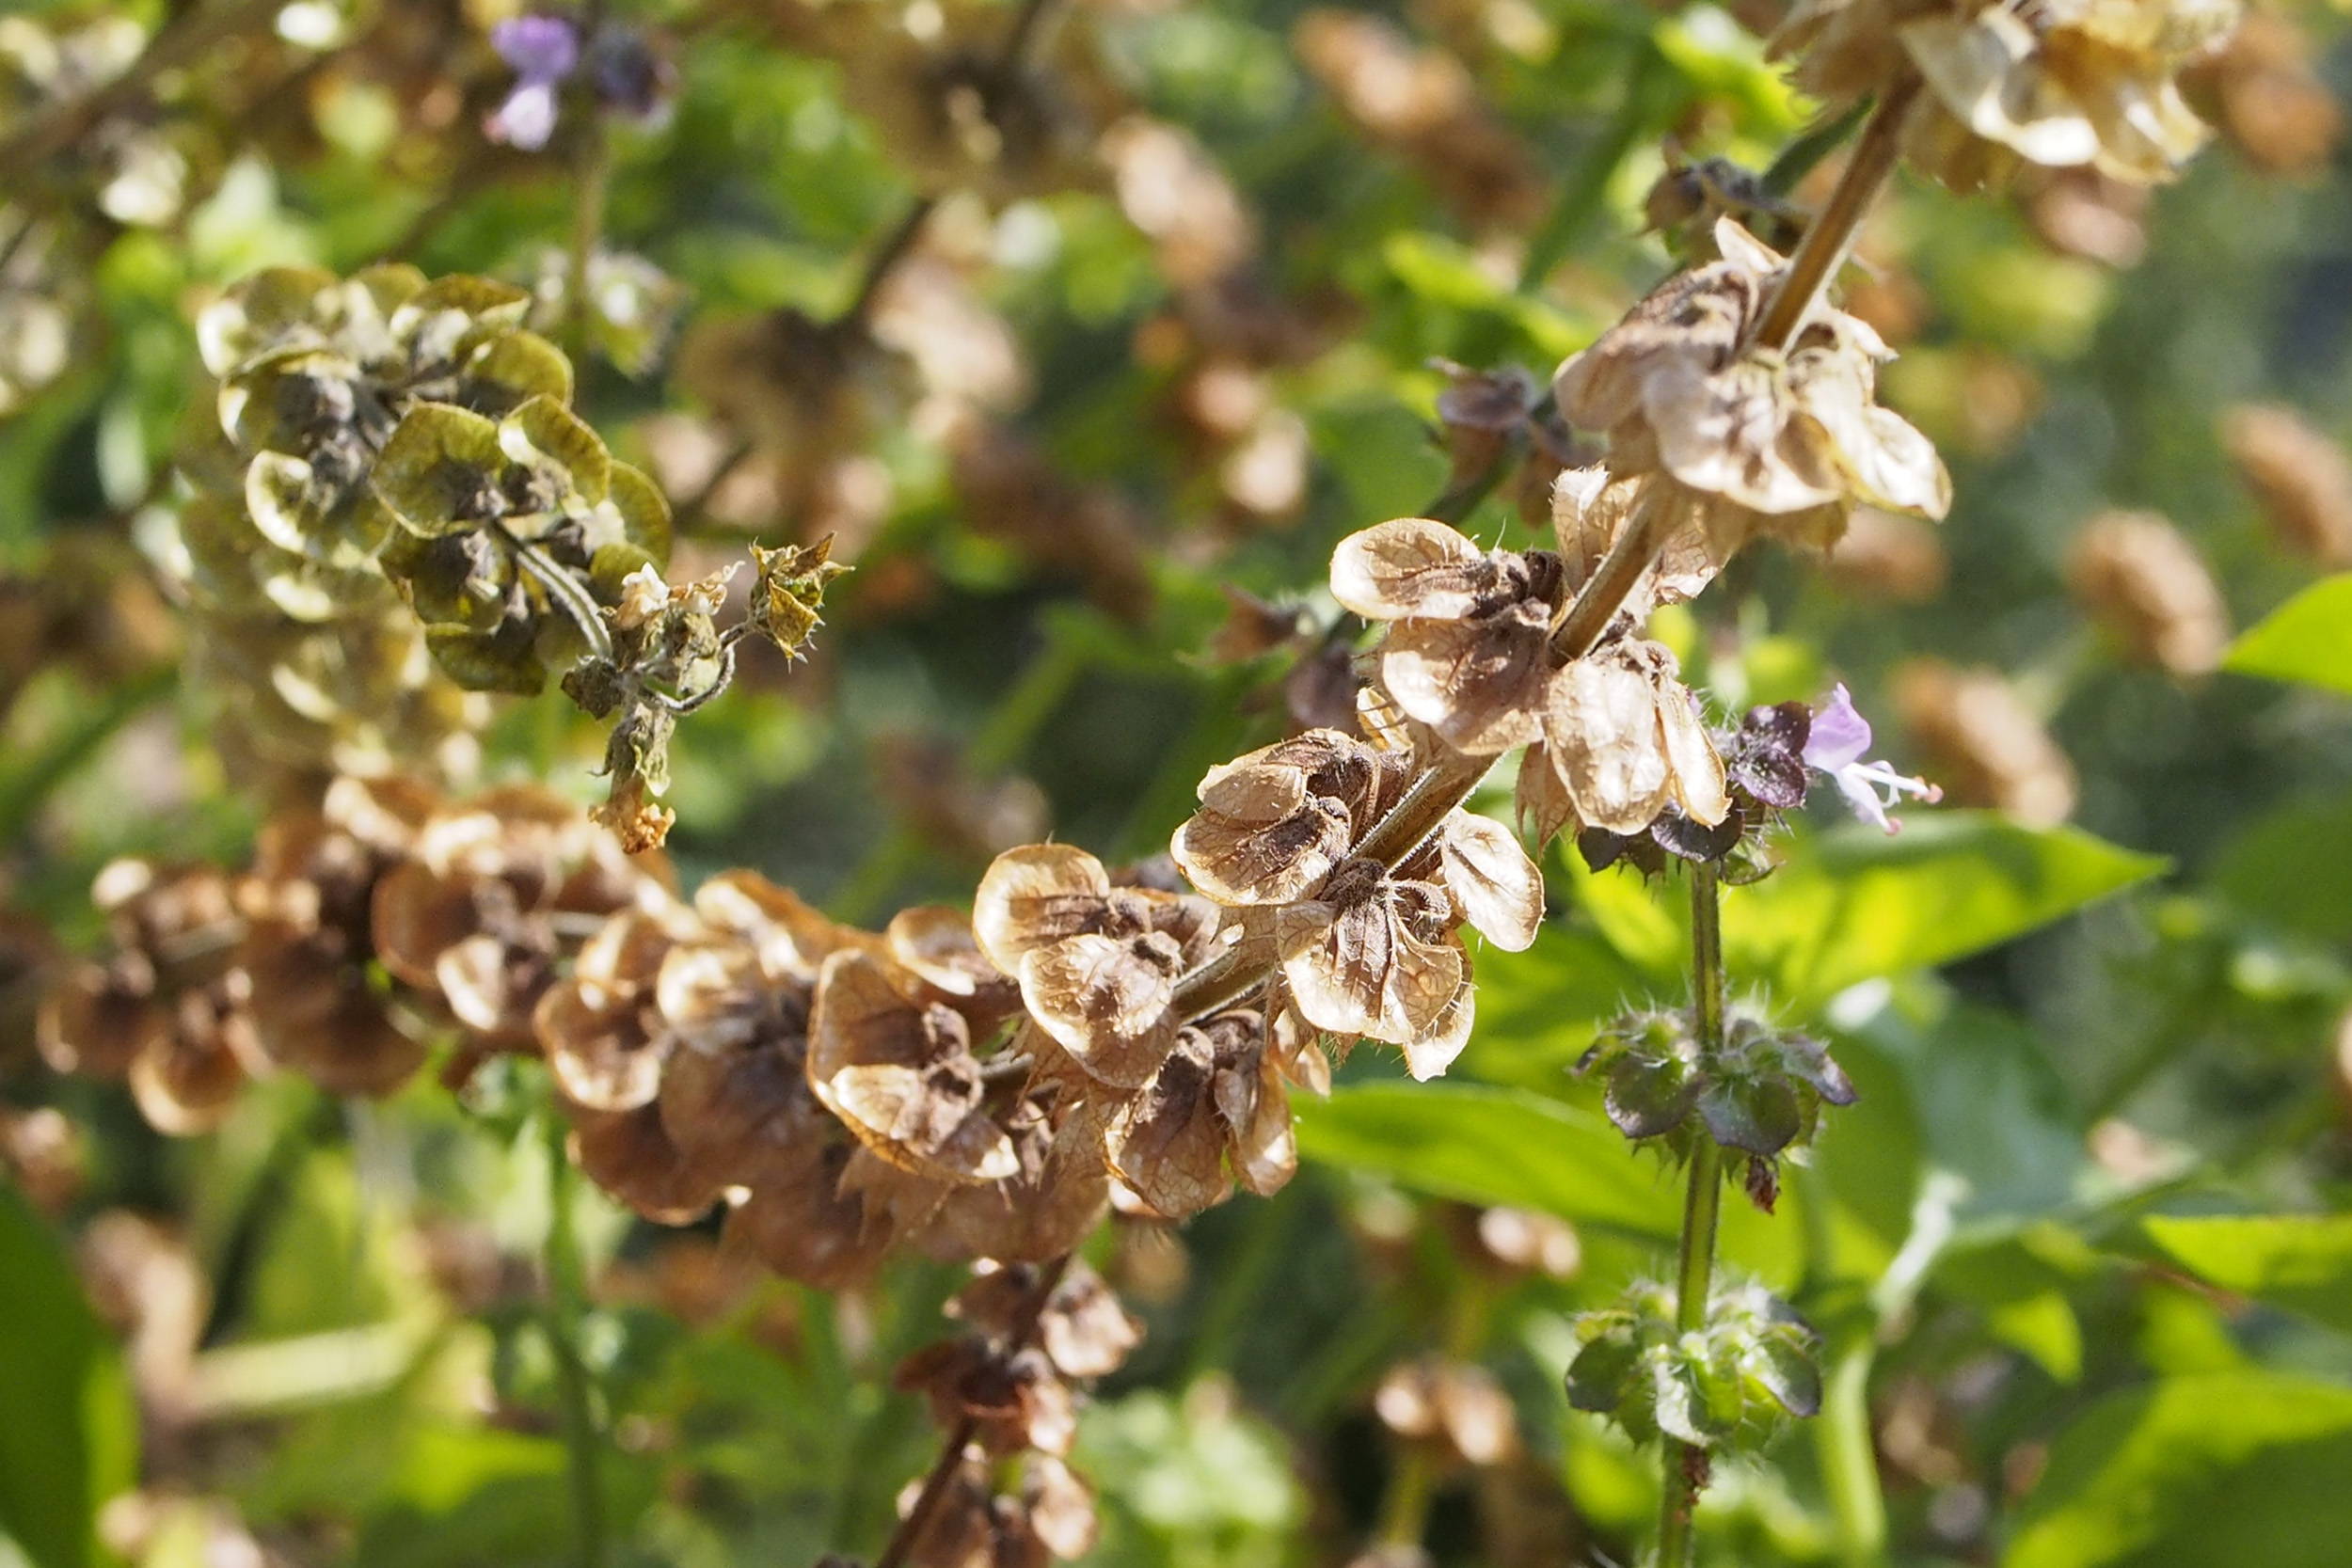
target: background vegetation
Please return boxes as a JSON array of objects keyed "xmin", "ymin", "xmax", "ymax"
[{"xmin": 2, "ymin": 0, "xmax": 2351, "ymax": 1566}]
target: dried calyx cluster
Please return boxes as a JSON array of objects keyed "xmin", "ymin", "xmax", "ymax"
[
  {"xmin": 36, "ymin": 0, "xmax": 2256, "ymax": 1559},
  {"xmin": 171, "ymin": 263, "xmax": 842, "ymax": 844}
]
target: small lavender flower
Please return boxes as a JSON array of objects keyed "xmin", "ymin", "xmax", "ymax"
[
  {"xmin": 487, "ymin": 15, "xmax": 580, "ymax": 151},
  {"xmin": 1804, "ymin": 684, "xmax": 1940, "ymax": 834}
]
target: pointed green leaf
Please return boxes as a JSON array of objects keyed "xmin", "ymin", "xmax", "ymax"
[
  {"xmin": 1726, "ymin": 813, "xmax": 2168, "ymax": 1006},
  {"xmin": 0, "ymin": 1186, "xmax": 138, "ymax": 1568},
  {"xmin": 2223, "ymin": 574, "xmax": 2352, "ymax": 697},
  {"xmin": 1295, "ymin": 1082, "xmax": 1680, "ymax": 1238},
  {"xmin": 2006, "ymin": 1372, "xmax": 2352, "ymax": 1568},
  {"xmin": 2141, "ymin": 1214, "xmax": 2352, "ymax": 1333}
]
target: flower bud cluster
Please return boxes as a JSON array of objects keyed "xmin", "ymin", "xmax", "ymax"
[
  {"xmin": 1564, "ymin": 1280, "xmax": 1821, "ymax": 1450},
  {"xmin": 1578, "ymin": 1004, "xmax": 1858, "ymax": 1212}
]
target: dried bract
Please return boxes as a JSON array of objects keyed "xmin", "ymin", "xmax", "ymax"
[
  {"xmin": 975, "ymin": 845, "xmax": 1219, "ymax": 1087},
  {"xmin": 2220, "ymin": 404, "xmax": 2352, "ymax": 566},
  {"xmin": 1772, "ymin": 0, "xmax": 2242, "ymax": 188},
  {"xmin": 2065, "ymin": 509, "xmax": 2230, "ymax": 676},
  {"xmin": 1553, "ymin": 220, "xmax": 1949, "ymax": 559},
  {"xmin": 1171, "ymin": 731, "xmax": 1416, "ymax": 906}
]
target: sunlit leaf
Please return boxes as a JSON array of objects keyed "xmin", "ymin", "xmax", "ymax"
[
  {"xmin": 2140, "ymin": 1214, "xmax": 2352, "ymax": 1333},
  {"xmin": 2006, "ymin": 1372, "xmax": 2352, "ymax": 1568},
  {"xmin": 1295, "ymin": 1081, "xmax": 1680, "ymax": 1237},
  {"xmin": 1727, "ymin": 814, "xmax": 2166, "ymax": 1006},
  {"xmin": 2222, "ymin": 575, "xmax": 2352, "ymax": 698}
]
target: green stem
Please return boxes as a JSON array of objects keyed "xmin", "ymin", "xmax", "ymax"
[
  {"xmin": 542, "ymin": 1112, "xmax": 609, "ymax": 1568},
  {"xmin": 1817, "ymin": 1338, "xmax": 1886, "ymax": 1568},
  {"xmin": 1658, "ymin": 863, "xmax": 1726, "ymax": 1567},
  {"xmin": 563, "ymin": 119, "xmax": 612, "ymax": 365}
]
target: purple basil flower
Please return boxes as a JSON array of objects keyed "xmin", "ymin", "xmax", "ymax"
[
  {"xmin": 487, "ymin": 15, "xmax": 580, "ymax": 151},
  {"xmin": 1803, "ymin": 683, "xmax": 1940, "ymax": 834}
]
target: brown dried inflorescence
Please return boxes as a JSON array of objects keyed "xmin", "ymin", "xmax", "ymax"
[
  {"xmin": 2064, "ymin": 508, "xmax": 2230, "ymax": 676},
  {"xmin": 1772, "ymin": 0, "xmax": 2242, "ymax": 190},
  {"xmin": 1327, "ymin": 505, "xmax": 1727, "ymax": 847},
  {"xmin": 889, "ymin": 1261, "xmax": 1138, "ymax": 1565},
  {"xmin": 1292, "ymin": 9, "xmax": 1546, "ymax": 230},
  {"xmin": 237, "ymin": 775, "xmax": 440, "ymax": 1097},
  {"xmin": 1552, "ymin": 219, "xmax": 1949, "ymax": 560},
  {"xmin": 373, "ymin": 784, "xmax": 673, "ymax": 1053},
  {"xmin": 39, "ymin": 860, "xmax": 263, "ymax": 1135},
  {"xmin": 1892, "ymin": 659, "xmax": 2077, "ymax": 827},
  {"xmin": 2220, "ymin": 404, "xmax": 2352, "ymax": 566},
  {"xmin": 2179, "ymin": 9, "xmax": 2341, "ymax": 179},
  {"xmin": 975, "ymin": 845, "xmax": 1222, "ymax": 1089},
  {"xmin": 1375, "ymin": 1357, "xmax": 1524, "ymax": 1468}
]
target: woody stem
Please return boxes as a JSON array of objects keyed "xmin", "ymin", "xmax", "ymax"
[
  {"xmin": 1746, "ymin": 71, "xmax": 1922, "ymax": 355},
  {"xmin": 868, "ymin": 1254, "xmax": 1074, "ymax": 1568},
  {"xmin": 1657, "ymin": 862, "xmax": 1727, "ymax": 1566}
]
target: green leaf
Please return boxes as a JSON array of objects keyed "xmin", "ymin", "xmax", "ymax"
[
  {"xmin": 1725, "ymin": 813, "xmax": 2167, "ymax": 1006},
  {"xmin": 1464, "ymin": 923, "xmax": 1655, "ymax": 1089},
  {"xmin": 2140, "ymin": 1214, "xmax": 2352, "ymax": 1333},
  {"xmin": 0, "ymin": 1186, "xmax": 138, "ymax": 1568},
  {"xmin": 1294, "ymin": 1082, "xmax": 1679, "ymax": 1239},
  {"xmin": 2223, "ymin": 574, "xmax": 2352, "ymax": 697},
  {"xmin": 1867, "ymin": 1003, "xmax": 2091, "ymax": 1229},
  {"xmin": 2006, "ymin": 1372, "xmax": 2352, "ymax": 1568}
]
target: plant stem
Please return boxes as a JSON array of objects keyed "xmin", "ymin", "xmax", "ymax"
[
  {"xmin": 542, "ymin": 1112, "xmax": 609, "ymax": 1568},
  {"xmin": 0, "ymin": 0, "xmax": 281, "ymax": 186},
  {"xmin": 563, "ymin": 119, "xmax": 612, "ymax": 363},
  {"xmin": 871, "ymin": 1254, "xmax": 1073, "ymax": 1568},
  {"xmin": 1818, "ymin": 1338, "xmax": 1887, "ymax": 1568},
  {"xmin": 1657, "ymin": 862, "xmax": 1727, "ymax": 1567},
  {"xmin": 1746, "ymin": 72, "xmax": 1921, "ymax": 355}
]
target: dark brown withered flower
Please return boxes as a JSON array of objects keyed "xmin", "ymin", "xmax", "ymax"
[
  {"xmin": 1170, "ymin": 730, "xmax": 1417, "ymax": 906},
  {"xmin": 1098, "ymin": 1009, "xmax": 1299, "ymax": 1216},
  {"xmin": 1327, "ymin": 518, "xmax": 1565, "ymax": 754},
  {"xmin": 40, "ymin": 860, "xmax": 264, "ymax": 1135},
  {"xmin": 1276, "ymin": 858, "xmax": 1469, "ymax": 1074},
  {"xmin": 236, "ymin": 775, "xmax": 439, "ymax": 1098},
  {"xmin": 973, "ymin": 844, "xmax": 1220, "ymax": 1088},
  {"xmin": 372, "ymin": 784, "xmax": 671, "ymax": 1049},
  {"xmin": 807, "ymin": 948, "xmax": 1022, "ymax": 1185}
]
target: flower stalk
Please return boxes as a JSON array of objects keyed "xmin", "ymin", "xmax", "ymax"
[
  {"xmin": 1748, "ymin": 72, "xmax": 1922, "ymax": 354},
  {"xmin": 1656, "ymin": 861, "xmax": 1728, "ymax": 1566},
  {"xmin": 541, "ymin": 1109, "xmax": 610, "ymax": 1568}
]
